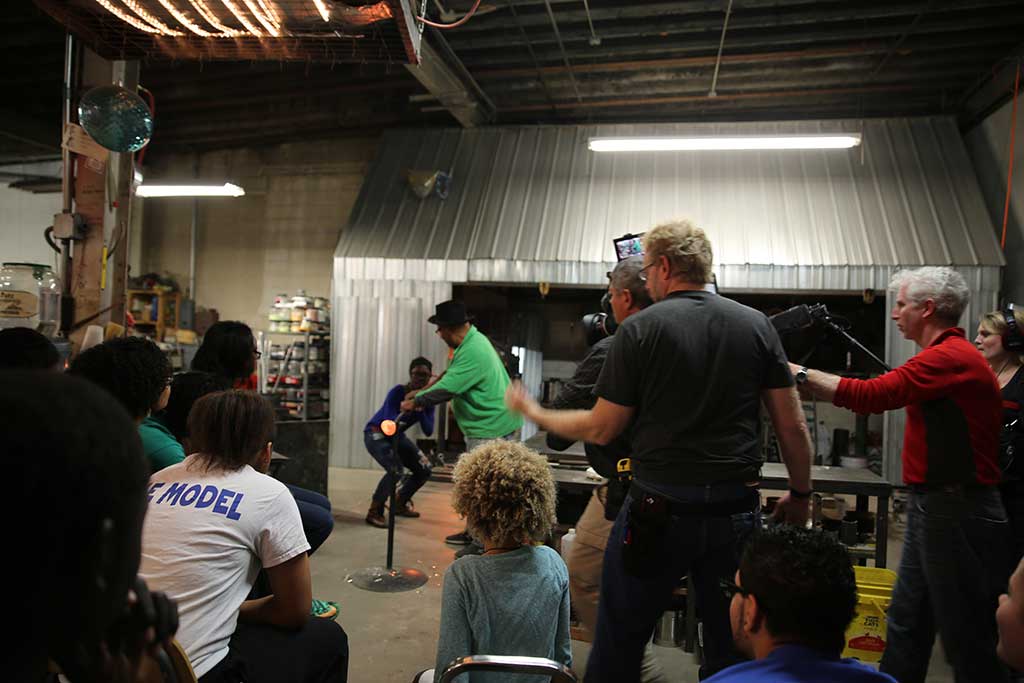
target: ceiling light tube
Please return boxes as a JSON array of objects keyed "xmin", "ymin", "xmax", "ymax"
[
  {"xmin": 136, "ymin": 183, "xmax": 246, "ymax": 197},
  {"xmin": 588, "ymin": 134, "xmax": 862, "ymax": 152}
]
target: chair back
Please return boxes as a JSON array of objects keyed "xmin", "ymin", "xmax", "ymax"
[{"xmin": 437, "ymin": 655, "xmax": 576, "ymax": 683}]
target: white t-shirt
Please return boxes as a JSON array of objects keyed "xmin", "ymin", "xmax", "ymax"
[{"xmin": 139, "ymin": 455, "xmax": 310, "ymax": 677}]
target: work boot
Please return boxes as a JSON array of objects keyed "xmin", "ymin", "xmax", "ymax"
[
  {"xmin": 365, "ymin": 501, "xmax": 387, "ymax": 528},
  {"xmin": 394, "ymin": 496, "xmax": 420, "ymax": 518}
]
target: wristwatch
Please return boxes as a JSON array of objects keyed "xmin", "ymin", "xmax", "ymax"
[{"xmin": 794, "ymin": 366, "xmax": 809, "ymax": 384}]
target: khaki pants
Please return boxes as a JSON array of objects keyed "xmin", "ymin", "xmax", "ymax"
[{"xmin": 566, "ymin": 487, "xmax": 668, "ymax": 683}]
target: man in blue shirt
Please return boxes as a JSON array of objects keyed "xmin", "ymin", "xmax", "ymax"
[
  {"xmin": 364, "ymin": 357, "xmax": 436, "ymax": 527},
  {"xmin": 706, "ymin": 525, "xmax": 897, "ymax": 683}
]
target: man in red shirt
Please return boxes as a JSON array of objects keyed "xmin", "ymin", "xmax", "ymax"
[{"xmin": 793, "ymin": 266, "xmax": 1012, "ymax": 683}]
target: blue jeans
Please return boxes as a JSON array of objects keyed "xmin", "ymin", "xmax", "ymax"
[
  {"xmin": 879, "ymin": 487, "xmax": 1012, "ymax": 683},
  {"xmin": 285, "ymin": 484, "xmax": 334, "ymax": 555},
  {"xmin": 585, "ymin": 481, "xmax": 761, "ymax": 683},
  {"xmin": 364, "ymin": 431, "xmax": 432, "ymax": 504}
]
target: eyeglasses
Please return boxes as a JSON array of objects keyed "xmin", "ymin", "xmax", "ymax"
[
  {"xmin": 253, "ymin": 349, "xmax": 262, "ymax": 359},
  {"xmin": 637, "ymin": 262, "xmax": 656, "ymax": 282},
  {"xmin": 719, "ymin": 577, "xmax": 752, "ymax": 600}
]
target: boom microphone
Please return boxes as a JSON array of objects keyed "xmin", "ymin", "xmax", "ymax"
[{"xmin": 769, "ymin": 304, "xmax": 819, "ymax": 334}]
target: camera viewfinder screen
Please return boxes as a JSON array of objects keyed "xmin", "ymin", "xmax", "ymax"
[{"xmin": 613, "ymin": 234, "xmax": 644, "ymax": 261}]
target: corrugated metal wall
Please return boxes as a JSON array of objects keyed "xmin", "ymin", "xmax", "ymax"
[
  {"xmin": 329, "ymin": 277, "xmax": 452, "ymax": 469},
  {"xmin": 332, "ymin": 118, "xmax": 1005, "ymax": 480},
  {"xmin": 337, "ymin": 118, "xmax": 1003, "ymax": 281}
]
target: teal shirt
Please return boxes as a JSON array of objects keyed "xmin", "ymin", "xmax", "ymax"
[
  {"xmin": 139, "ymin": 416, "xmax": 186, "ymax": 473},
  {"xmin": 419, "ymin": 326, "xmax": 522, "ymax": 439},
  {"xmin": 434, "ymin": 545, "xmax": 571, "ymax": 683}
]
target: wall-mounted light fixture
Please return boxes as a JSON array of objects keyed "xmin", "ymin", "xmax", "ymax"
[
  {"xmin": 136, "ymin": 182, "xmax": 245, "ymax": 197},
  {"xmin": 588, "ymin": 134, "xmax": 862, "ymax": 152}
]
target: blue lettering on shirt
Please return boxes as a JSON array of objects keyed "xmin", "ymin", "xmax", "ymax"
[
  {"xmin": 147, "ymin": 482, "xmax": 165, "ymax": 502},
  {"xmin": 195, "ymin": 485, "xmax": 218, "ymax": 509},
  {"xmin": 150, "ymin": 482, "xmax": 244, "ymax": 520},
  {"xmin": 156, "ymin": 482, "xmax": 187, "ymax": 505},
  {"xmin": 177, "ymin": 484, "xmax": 202, "ymax": 506}
]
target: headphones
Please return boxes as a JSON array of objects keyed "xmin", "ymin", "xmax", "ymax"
[{"xmin": 1004, "ymin": 303, "xmax": 1024, "ymax": 351}]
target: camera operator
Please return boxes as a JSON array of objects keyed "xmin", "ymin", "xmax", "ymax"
[
  {"xmin": 790, "ymin": 266, "xmax": 1011, "ymax": 683},
  {"xmin": 547, "ymin": 256, "xmax": 666, "ymax": 682},
  {"xmin": 506, "ymin": 220, "xmax": 812, "ymax": 682}
]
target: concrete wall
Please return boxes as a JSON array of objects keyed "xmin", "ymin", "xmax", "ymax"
[
  {"xmin": 0, "ymin": 166, "xmax": 62, "ymax": 267},
  {"xmin": 140, "ymin": 137, "xmax": 377, "ymax": 330},
  {"xmin": 965, "ymin": 98, "xmax": 1024, "ymax": 303}
]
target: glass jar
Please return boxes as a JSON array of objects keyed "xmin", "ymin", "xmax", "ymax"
[{"xmin": 0, "ymin": 262, "xmax": 61, "ymax": 334}]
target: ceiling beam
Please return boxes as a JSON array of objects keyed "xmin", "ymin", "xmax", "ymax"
[{"xmin": 404, "ymin": 38, "xmax": 492, "ymax": 127}]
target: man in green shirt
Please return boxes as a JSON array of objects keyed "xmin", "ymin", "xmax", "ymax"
[{"xmin": 401, "ymin": 300, "xmax": 522, "ymax": 553}]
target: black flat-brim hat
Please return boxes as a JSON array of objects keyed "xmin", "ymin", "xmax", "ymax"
[{"xmin": 428, "ymin": 300, "xmax": 474, "ymax": 326}]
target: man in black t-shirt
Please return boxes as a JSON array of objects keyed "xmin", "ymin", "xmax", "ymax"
[{"xmin": 507, "ymin": 220, "xmax": 813, "ymax": 682}]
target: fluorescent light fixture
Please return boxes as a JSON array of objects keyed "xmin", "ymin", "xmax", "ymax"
[
  {"xmin": 136, "ymin": 183, "xmax": 246, "ymax": 198},
  {"xmin": 588, "ymin": 134, "xmax": 862, "ymax": 152}
]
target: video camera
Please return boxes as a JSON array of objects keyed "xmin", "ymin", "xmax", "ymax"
[
  {"xmin": 582, "ymin": 291, "xmax": 618, "ymax": 347},
  {"xmin": 769, "ymin": 303, "xmax": 890, "ymax": 372}
]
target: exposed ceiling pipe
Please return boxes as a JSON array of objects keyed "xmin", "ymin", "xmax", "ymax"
[
  {"xmin": 542, "ymin": 0, "xmax": 582, "ymax": 102},
  {"xmin": 708, "ymin": 0, "xmax": 734, "ymax": 97},
  {"xmin": 581, "ymin": 0, "xmax": 600, "ymax": 46},
  {"xmin": 869, "ymin": 0, "xmax": 939, "ymax": 78}
]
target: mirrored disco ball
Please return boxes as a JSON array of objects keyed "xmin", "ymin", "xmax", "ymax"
[{"xmin": 78, "ymin": 85, "xmax": 153, "ymax": 153}]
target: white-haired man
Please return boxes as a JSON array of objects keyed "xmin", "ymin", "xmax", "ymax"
[{"xmin": 793, "ymin": 266, "xmax": 1012, "ymax": 683}]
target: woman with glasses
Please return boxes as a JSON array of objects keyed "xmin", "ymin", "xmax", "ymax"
[{"xmin": 192, "ymin": 320, "xmax": 338, "ymax": 620}]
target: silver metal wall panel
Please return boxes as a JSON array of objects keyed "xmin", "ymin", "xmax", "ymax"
[
  {"xmin": 329, "ymin": 273, "xmax": 452, "ymax": 469},
  {"xmin": 335, "ymin": 117, "xmax": 1003, "ymax": 273}
]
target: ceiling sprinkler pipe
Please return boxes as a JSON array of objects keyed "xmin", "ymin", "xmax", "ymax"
[{"xmin": 708, "ymin": 0, "xmax": 734, "ymax": 98}]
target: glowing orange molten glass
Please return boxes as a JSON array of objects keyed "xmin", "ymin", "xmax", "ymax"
[{"xmin": 380, "ymin": 420, "xmax": 397, "ymax": 436}]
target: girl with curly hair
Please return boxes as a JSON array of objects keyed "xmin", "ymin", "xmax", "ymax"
[{"xmin": 419, "ymin": 440, "xmax": 571, "ymax": 682}]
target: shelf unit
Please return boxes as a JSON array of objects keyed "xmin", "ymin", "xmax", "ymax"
[
  {"xmin": 259, "ymin": 330, "xmax": 330, "ymax": 422},
  {"xmin": 128, "ymin": 289, "xmax": 181, "ymax": 341}
]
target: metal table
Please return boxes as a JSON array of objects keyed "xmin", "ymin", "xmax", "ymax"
[{"xmin": 525, "ymin": 432, "xmax": 893, "ymax": 568}]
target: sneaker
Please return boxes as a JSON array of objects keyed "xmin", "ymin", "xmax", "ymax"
[
  {"xmin": 454, "ymin": 543, "xmax": 484, "ymax": 559},
  {"xmin": 311, "ymin": 599, "xmax": 338, "ymax": 620},
  {"xmin": 445, "ymin": 530, "xmax": 473, "ymax": 545}
]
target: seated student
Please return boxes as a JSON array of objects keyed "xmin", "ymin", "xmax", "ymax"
[
  {"xmin": 6, "ymin": 370, "xmax": 176, "ymax": 682},
  {"xmin": 155, "ymin": 370, "xmax": 232, "ymax": 451},
  {"xmin": 705, "ymin": 525, "xmax": 896, "ymax": 683},
  {"xmin": 66, "ymin": 335, "xmax": 177, "ymax": 473},
  {"xmin": 998, "ymin": 556, "xmax": 1024, "ymax": 672},
  {"xmin": 157, "ymin": 369, "xmax": 338, "ymax": 620},
  {"xmin": 139, "ymin": 389, "xmax": 348, "ymax": 683},
  {"xmin": 192, "ymin": 320, "xmax": 336, "ymax": 558},
  {"xmin": 0, "ymin": 327, "xmax": 61, "ymax": 370},
  {"xmin": 418, "ymin": 441, "xmax": 571, "ymax": 683}
]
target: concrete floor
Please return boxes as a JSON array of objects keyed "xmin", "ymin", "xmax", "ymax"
[{"xmin": 315, "ymin": 468, "xmax": 956, "ymax": 683}]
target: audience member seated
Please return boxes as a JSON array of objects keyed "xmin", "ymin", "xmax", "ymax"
[
  {"xmin": 191, "ymin": 321, "xmax": 336, "ymax": 587},
  {"xmin": 156, "ymin": 371, "xmax": 231, "ymax": 451},
  {"xmin": 191, "ymin": 320, "xmax": 262, "ymax": 390},
  {"xmin": 416, "ymin": 441, "xmax": 571, "ymax": 683},
  {"xmin": 0, "ymin": 326, "xmax": 60, "ymax": 370},
  {"xmin": 704, "ymin": 525, "xmax": 896, "ymax": 683},
  {"xmin": 998, "ymin": 556, "xmax": 1024, "ymax": 672},
  {"xmin": 7, "ymin": 370, "xmax": 177, "ymax": 681},
  {"xmin": 66, "ymin": 335, "xmax": 177, "ymax": 473},
  {"xmin": 139, "ymin": 389, "xmax": 348, "ymax": 683}
]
